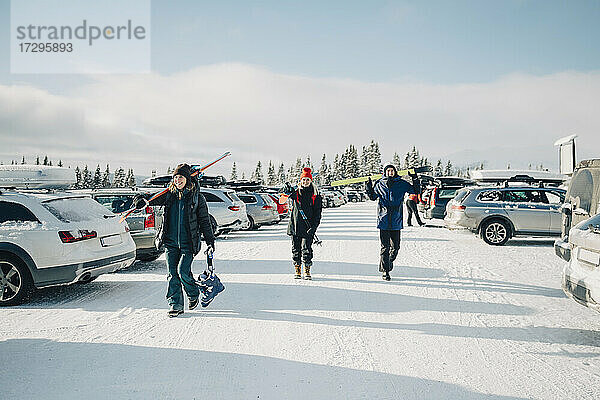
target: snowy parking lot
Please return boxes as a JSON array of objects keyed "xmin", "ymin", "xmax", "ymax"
[{"xmin": 2, "ymin": 202, "xmax": 600, "ymax": 399}]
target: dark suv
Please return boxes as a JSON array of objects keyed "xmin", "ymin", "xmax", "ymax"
[{"xmin": 420, "ymin": 176, "xmax": 477, "ymax": 220}]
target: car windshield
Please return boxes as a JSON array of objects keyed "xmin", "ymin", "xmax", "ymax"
[
  {"xmin": 576, "ymin": 213, "xmax": 600, "ymax": 231},
  {"xmin": 94, "ymin": 195, "xmax": 134, "ymax": 213},
  {"xmin": 438, "ymin": 189, "xmax": 458, "ymax": 199},
  {"xmin": 42, "ymin": 197, "xmax": 114, "ymax": 223}
]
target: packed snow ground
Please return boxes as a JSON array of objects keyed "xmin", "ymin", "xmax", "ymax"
[{"xmin": 2, "ymin": 202, "xmax": 600, "ymax": 399}]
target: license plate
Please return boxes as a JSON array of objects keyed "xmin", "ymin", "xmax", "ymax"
[
  {"xmin": 578, "ymin": 248, "xmax": 600, "ymax": 266},
  {"xmin": 101, "ymin": 234, "xmax": 122, "ymax": 247}
]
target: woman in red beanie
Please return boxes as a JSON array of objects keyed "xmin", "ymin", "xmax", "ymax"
[{"xmin": 286, "ymin": 167, "xmax": 322, "ymax": 280}]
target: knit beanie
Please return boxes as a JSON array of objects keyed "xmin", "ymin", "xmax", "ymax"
[{"xmin": 300, "ymin": 167, "xmax": 313, "ymax": 180}]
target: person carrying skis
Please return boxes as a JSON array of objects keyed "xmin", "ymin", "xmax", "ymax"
[
  {"xmin": 366, "ymin": 164, "xmax": 419, "ymax": 281},
  {"xmin": 405, "ymin": 192, "xmax": 424, "ymax": 227},
  {"xmin": 134, "ymin": 163, "xmax": 215, "ymax": 317},
  {"xmin": 286, "ymin": 167, "xmax": 322, "ymax": 280}
]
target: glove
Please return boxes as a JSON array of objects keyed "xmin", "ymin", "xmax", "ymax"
[
  {"xmin": 366, "ymin": 177, "xmax": 373, "ymax": 190},
  {"xmin": 133, "ymin": 195, "xmax": 148, "ymax": 210},
  {"xmin": 284, "ymin": 182, "xmax": 294, "ymax": 194},
  {"xmin": 206, "ymin": 241, "xmax": 215, "ymax": 253}
]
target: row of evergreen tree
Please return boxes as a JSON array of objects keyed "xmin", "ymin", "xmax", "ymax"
[
  {"xmin": 231, "ymin": 141, "xmax": 483, "ymax": 187},
  {"xmin": 2, "ymin": 155, "xmax": 64, "ymax": 167},
  {"xmin": 72, "ymin": 165, "xmax": 136, "ymax": 189}
]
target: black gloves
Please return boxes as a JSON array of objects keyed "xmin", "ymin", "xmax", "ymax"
[
  {"xmin": 133, "ymin": 194, "xmax": 148, "ymax": 210},
  {"xmin": 206, "ymin": 241, "xmax": 215, "ymax": 253},
  {"xmin": 283, "ymin": 182, "xmax": 294, "ymax": 194},
  {"xmin": 366, "ymin": 177, "xmax": 373, "ymax": 190}
]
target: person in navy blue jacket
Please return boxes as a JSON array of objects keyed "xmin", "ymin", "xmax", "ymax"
[{"xmin": 366, "ymin": 164, "xmax": 419, "ymax": 280}]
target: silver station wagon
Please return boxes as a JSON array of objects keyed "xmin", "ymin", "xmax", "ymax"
[{"xmin": 445, "ymin": 184, "xmax": 566, "ymax": 245}]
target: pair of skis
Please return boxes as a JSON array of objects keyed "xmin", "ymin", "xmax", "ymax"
[
  {"xmin": 118, "ymin": 152, "xmax": 231, "ymax": 223},
  {"xmin": 330, "ymin": 165, "xmax": 432, "ymax": 187}
]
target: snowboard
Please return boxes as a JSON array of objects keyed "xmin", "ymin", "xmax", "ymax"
[{"xmin": 330, "ymin": 166, "xmax": 433, "ymax": 187}]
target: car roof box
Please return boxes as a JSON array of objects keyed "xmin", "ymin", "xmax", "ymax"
[
  {"xmin": 0, "ymin": 165, "xmax": 76, "ymax": 189},
  {"xmin": 470, "ymin": 169, "xmax": 566, "ymax": 185}
]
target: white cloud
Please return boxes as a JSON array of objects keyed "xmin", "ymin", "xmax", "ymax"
[{"xmin": 1, "ymin": 64, "xmax": 599, "ymax": 176}]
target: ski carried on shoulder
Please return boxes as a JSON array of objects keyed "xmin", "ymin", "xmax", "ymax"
[
  {"xmin": 119, "ymin": 152, "xmax": 231, "ymax": 223},
  {"xmin": 330, "ymin": 165, "xmax": 432, "ymax": 187}
]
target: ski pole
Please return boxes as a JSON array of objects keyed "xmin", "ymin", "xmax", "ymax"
[{"xmin": 119, "ymin": 152, "xmax": 231, "ymax": 223}]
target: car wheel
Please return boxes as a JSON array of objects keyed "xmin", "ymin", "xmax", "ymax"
[
  {"xmin": 76, "ymin": 275, "xmax": 99, "ymax": 284},
  {"xmin": 246, "ymin": 216, "xmax": 255, "ymax": 230},
  {"xmin": 138, "ymin": 254, "xmax": 161, "ymax": 262},
  {"xmin": 209, "ymin": 215, "xmax": 220, "ymax": 237},
  {"xmin": 481, "ymin": 219, "xmax": 510, "ymax": 246},
  {"xmin": 0, "ymin": 254, "xmax": 34, "ymax": 306}
]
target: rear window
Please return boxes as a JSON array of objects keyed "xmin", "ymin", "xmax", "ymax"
[
  {"xmin": 42, "ymin": 197, "xmax": 114, "ymax": 223},
  {"xmin": 453, "ymin": 189, "xmax": 470, "ymax": 203},
  {"xmin": 239, "ymin": 195, "xmax": 257, "ymax": 204},
  {"xmin": 201, "ymin": 192, "xmax": 224, "ymax": 203},
  {"xmin": 438, "ymin": 189, "xmax": 458, "ymax": 199},
  {"xmin": 94, "ymin": 195, "xmax": 134, "ymax": 213},
  {"xmin": 224, "ymin": 191, "xmax": 240, "ymax": 202},
  {"xmin": 0, "ymin": 201, "xmax": 39, "ymax": 223}
]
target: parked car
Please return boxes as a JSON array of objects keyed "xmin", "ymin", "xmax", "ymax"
[
  {"xmin": 561, "ymin": 212, "xmax": 600, "ymax": 312},
  {"xmin": 237, "ymin": 192, "xmax": 280, "ymax": 230},
  {"xmin": 267, "ymin": 193, "xmax": 289, "ymax": 220},
  {"xmin": 420, "ymin": 176, "xmax": 477, "ymax": 220},
  {"xmin": 0, "ymin": 189, "xmax": 136, "ymax": 305},
  {"xmin": 90, "ymin": 188, "xmax": 164, "ymax": 262},
  {"xmin": 555, "ymin": 159, "xmax": 600, "ymax": 262},
  {"xmin": 199, "ymin": 187, "xmax": 249, "ymax": 235},
  {"xmin": 321, "ymin": 189, "xmax": 344, "ymax": 208},
  {"xmin": 445, "ymin": 183, "xmax": 566, "ymax": 245},
  {"xmin": 345, "ymin": 189, "xmax": 363, "ymax": 202}
]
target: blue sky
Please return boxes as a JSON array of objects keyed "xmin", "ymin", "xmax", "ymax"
[{"xmin": 1, "ymin": 0, "xmax": 599, "ymax": 175}]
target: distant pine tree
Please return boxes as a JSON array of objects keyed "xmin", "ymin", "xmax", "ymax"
[
  {"xmin": 43, "ymin": 156, "xmax": 49, "ymax": 166},
  {"xmin": 230, "ymin": 162, "xmax": 238, "ymax": 180},
  {"xmin": 82, "ymin": 165, "xmax": 93, "ymax": 188},
  {"xmin": 253, "ymin": 161, "xmax": 264, "ymax": 185},
  {"xmin": 35, "ymin": 156, "xmax": 40, "ymax": 165},
  {"xmin": 58, "ymin": 160, "xmax": 63, "ymax": 167},
  {"xmin": 267, "ymin": 161, "xmax": 276, "ymax": 185},
  {"xmin": 102, "ymin": 165, "xmax": 111, "ymax": 188},
  {"xmin": 277, "ymin": 163, "xmax": 286, "ymax": 185},
  {"xmin": 434, "ymin": 160, "xmax": 443, "ymax": 177},
  {"xmin": 21, "ymin": 156, "xmax": 26, "ymax": 165},
  {"xmin": 445, "ymin": 161, "xmax": 453, "ymax": 176},
  {"xmin": 93, "ymin": 165, "xmax": 102, "ymax": 188}
]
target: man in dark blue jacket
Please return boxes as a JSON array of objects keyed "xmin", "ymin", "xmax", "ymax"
[{"xmin": 366, "ymin": 164, "xmax": 419, "ymax": 281}]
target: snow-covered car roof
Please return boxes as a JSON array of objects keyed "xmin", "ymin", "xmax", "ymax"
[{"xmin": 0, "ymin": 189, "xmax": 91, "ymax": 203}]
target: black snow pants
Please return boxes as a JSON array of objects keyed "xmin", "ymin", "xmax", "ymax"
[
  {"xmin": 292, "ymin": 235, "xmax": 314, "ymax": 266},
  {"xmin": 405, "ymin": 199, "xmax": 423, "ymax": 226},
  {"xmin": 379, "ymin": 229, "xmax": 401, "ymax": 272}
]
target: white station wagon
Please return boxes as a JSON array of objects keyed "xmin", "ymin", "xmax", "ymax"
[{"xmin": 0, "ymin": 166, "xmax": 136, "ymax": 305}]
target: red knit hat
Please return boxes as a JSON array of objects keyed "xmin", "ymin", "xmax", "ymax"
[{"xmin": 300, "ymin": 167, "xmax": 313, "ymax": 180}]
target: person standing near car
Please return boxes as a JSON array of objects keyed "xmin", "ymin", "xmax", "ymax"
[
  {"xmin": 405, "ymin": 192, "xmax": 424, "ymax": 227},
  {"xmin": 134, "ymin": 163, "xmax": 215, "ymax": 317},
  {"xmin": 286, "ymin": 167, "xmax": 322, "ymax": 280},
  {"xmin": 366, "ymin": 164, "xmax": 419, "ymax": 281}
]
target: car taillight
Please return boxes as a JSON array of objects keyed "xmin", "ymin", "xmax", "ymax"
[
  {"xmin": 144, "ymin": 206, "xmax": 155, "ymax": 229},
  {"xmin": 431, "ymin": 188, "xmax": 438, "ymax": 207},
  {"xmin": 59, "ymin": 230, "xmax": 97, "ymax": 243},
  {"xmin": 262, "ymin": 205, "xmax": 273, "ymax": 210},
  {"xmin": 228, "ymin": 206, "xmax": 240, "ymax": 211},
  {"xmin": 451, "ymin": 204, "xmax": 466, "ymax": 211}
]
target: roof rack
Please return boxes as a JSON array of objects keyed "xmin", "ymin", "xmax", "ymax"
[{"xmin": 477, "ymin": 174, "xmax": 563, "ymax": 188}]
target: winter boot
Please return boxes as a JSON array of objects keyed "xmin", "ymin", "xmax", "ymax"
[
  {"xmin": 304, "ymin": 263, "xmax": 312, "ymax": 280},
  {"xmin": 294, "ymin": 264, "xmax": 302, "ymax": 279},
  {"xmin": 189, "ymin": 297, "xmax": 199, "ymax": 310},
  {"xmin": 168, "ymin": 305, "xmax": 184, "ymax": 318},
  {"xmin": 382, "ymin": 271, "xmax": 391, "ymax": 281}
]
